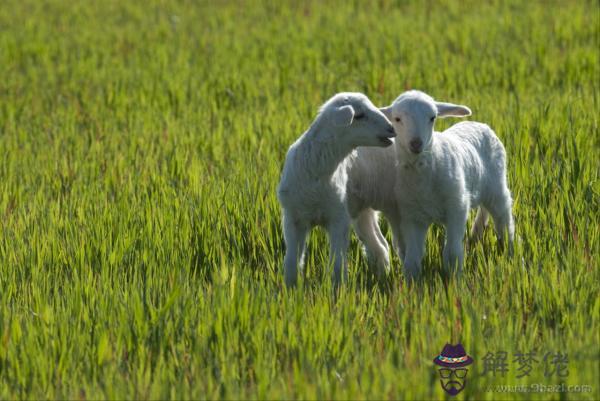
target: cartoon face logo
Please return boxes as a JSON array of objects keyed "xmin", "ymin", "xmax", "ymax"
[{"xmin": 433, "ymin": 343, "xmax": 474, "ymax": 396}]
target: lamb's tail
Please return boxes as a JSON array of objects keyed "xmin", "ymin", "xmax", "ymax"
[{"xmin": 470, "ymin": 207, "xmax": 489, "ymax": 243}]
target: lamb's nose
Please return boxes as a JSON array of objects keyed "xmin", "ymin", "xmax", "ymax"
[
  {"xmin": 409, "ymin": 138, "xmax": 423, "ymax": 153},
  {"xmin": 387, "ymin": 125, "xmax": 395, "ymax": 134}
]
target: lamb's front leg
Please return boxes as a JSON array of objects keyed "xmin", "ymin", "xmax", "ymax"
[
  {"xmin": 328, "ymin": 217, "xmax": 350, "ymax": 288},
  {"xmin": 443, "ymin": 210, "xmax": 468, "ymax": 276},
  {"xmin": 400, "ymin": 221, "xmax": 428, "ymax": 281},
  {"xmin": 388, "ymin": 213, "xmax": 405, "ymax": 261},
  {"xmin": 283, "ymin": 211, "xmax": 309, "ymax": 288}
]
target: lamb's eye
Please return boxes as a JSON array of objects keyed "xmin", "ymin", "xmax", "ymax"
[
  {"xmin": 395, "ymin": 117, "xmax": 401, "ymax": 123},
  {"xmin": 430, "ymin": 116, "xmax": 436, "ymax": 122},
  {"xmin": 354, "ymin": 113, "xmax": 365, "ymax": 120}
]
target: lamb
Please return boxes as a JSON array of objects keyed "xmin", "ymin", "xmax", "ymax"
[
  {"xmin": 277, "ymin": 92, "xmax": 396, "ymax": 288},
  {"xmin": 347, "ymin": 90, "xmax": 514, "ymax": 280}
]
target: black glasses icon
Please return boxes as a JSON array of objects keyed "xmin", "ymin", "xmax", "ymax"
[{"xmin": 439, "ymin": 368, "xmax": 468, "ymax": 379}]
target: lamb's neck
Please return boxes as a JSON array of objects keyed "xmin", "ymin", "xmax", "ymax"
[
  {"xmin": 394, "ymin": 141, "xmax": 433, "ymax": 171},
  {"xmin": 301, "ymin": 124, "xmax": 355, "ymax": 178}
]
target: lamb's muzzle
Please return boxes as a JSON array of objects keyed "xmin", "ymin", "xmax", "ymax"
[{"xmin": 378, "ymin": 127, "xmax": 396, "ymax": 146}]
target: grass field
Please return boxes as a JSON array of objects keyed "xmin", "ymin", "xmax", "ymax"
[{"xmin": 0, "ymin": 0, "xmax": 599, "ymax": 399}]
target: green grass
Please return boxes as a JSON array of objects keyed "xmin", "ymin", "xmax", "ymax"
[{"xmin": 0, "ymin": 0, "xmax": 598, "ymax": 399}]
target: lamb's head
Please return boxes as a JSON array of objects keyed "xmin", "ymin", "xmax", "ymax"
[
  {"xmin": 380, "ymin": 90, "xmax": 471, "ymax": 155},
  {"xmin": 320, "ymin": 92, "xmax": 396, "ymax": 147}
]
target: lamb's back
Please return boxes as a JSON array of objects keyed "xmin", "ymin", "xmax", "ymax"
[{"xmin": 436, "ymin": 121, "xmax": 507, "ymax": 206}]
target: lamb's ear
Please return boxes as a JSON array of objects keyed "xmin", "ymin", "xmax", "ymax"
[
  {"xmin": 331, "ymin": 105, "xmax": 355, "ymax": 127},
  {"xmin": 379, "ymin": 106, "xmax": 393, "ymax": 119},
  {"xmin": 435, "ymin": 102, "xmax": 472, "ymax": 118}
]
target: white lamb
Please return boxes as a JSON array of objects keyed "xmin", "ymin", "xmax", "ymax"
[
  {"xmin": 347, "ymin": 90, "xmax": 514, "ymax": 280},
  {"xmin": 277, "ymin": 92, "xmax": 396, "ymax": 288}
]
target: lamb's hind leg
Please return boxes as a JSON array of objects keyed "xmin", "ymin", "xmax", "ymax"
[
  {"xmin": 352, "ymin": 208, "xmax": 390, "ymax": 280},
  {"xmin": 470, "ymin": 207, "xmax": 489, "ymax": 244},
  {"xmin": 487, "ymin": 191, "xmax": 515, "ymax": 255},
  {"xmin": 328, "ymin": 218, "xmax": 350, "ymax": 288},
  {"xmin": 283, "ymin": 212, "xmax": 309, "ymax": 288}
]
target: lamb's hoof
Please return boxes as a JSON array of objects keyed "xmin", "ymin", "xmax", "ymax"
[
  {"xmin": 446, "ymin": 267, "xmax": 463, "ymax": 280},
  {"xmin": 366, "ymin": 251, "xmax": 390, "ymax": 279},
  {"xmin": 403, "ymin": 268, "xmax": 420, "ymax": 284},
  {"xmin": 284, "ymin": 275, "xmax": 298, "ymax": 289}
]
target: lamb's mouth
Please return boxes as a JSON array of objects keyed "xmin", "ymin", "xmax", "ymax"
[{"xmin": 378, "ymin": 136, "xmax": 394, "ymax": 146}]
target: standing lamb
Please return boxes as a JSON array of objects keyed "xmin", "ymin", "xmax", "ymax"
[
  {"xmin": 277, "ymin": 92, "xmax": 395, "ymax": 288},
  {"xmin": 350, "ymin": 90, "xmax": 514, "ymax": 280}
]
